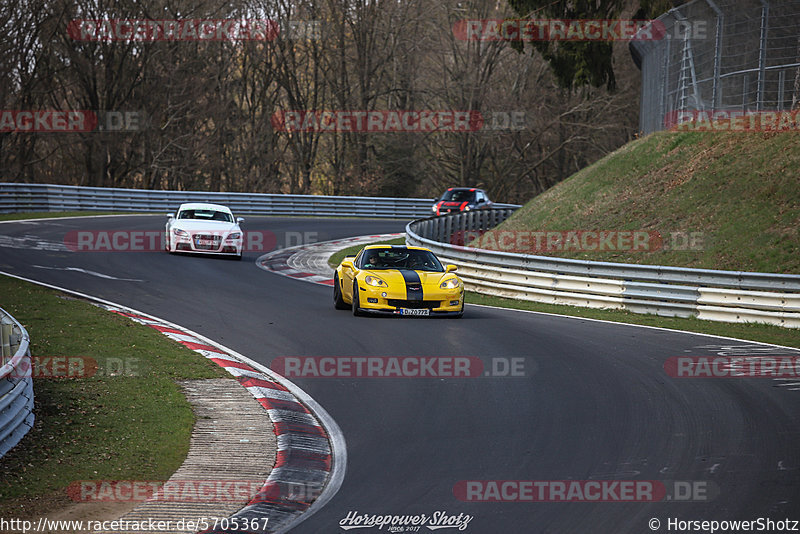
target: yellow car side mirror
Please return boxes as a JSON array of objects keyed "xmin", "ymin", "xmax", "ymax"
[{"xmin": 445, "ymin": 264, "xmax": 458, "ymax": 273}]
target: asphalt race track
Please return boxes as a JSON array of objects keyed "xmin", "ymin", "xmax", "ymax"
[{"xmin": 1, "ymin": 215, "xmax": 799, "ymax": 533}]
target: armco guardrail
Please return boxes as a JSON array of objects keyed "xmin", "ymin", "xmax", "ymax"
[
  {"xmin": 0, "ymin": 307, "xmax": 35, "ymax": 458},
  {"xmin": 406, "ymin": 210, "xmax": 800, "ymax": 328},
  {"xmin": 0, "ymin": 183, "xmax": 519, "ymax": 219}
]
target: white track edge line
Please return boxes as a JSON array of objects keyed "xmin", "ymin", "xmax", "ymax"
[
  {"xmin": 466, "ymin": 302, "xmax": 800, "ymax": 352},
  {"xmin": 0, "ymin": 269, "xmax": 346, "ymax": 534}
]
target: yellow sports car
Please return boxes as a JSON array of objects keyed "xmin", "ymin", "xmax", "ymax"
[{"xmin": 333, "ymin": 245, "xmax": 464, "ymax": 317}]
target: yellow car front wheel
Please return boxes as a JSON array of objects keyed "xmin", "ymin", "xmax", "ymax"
[
  {"xmin": 352, "ymin": 281, "xmax": 364, "ymax": 316},
  {"xmin": 333, "ymin": 273, "xmax": 349, "ymax": 310}
]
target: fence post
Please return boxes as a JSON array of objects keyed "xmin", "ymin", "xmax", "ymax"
[
  {"xmin": 743, "ymin": 74, "xmax": 749, "ymax": 110},
  {"xmin": 757, "ymin": 0, "xmax": 769, "ymax": 111},
  {"xmin": 661, "ymin": 33, "xmax": 671, "ymax": 127},
  {"xmin": 706, "ymin": 0, "xmax": 724, "ymax": 109}
]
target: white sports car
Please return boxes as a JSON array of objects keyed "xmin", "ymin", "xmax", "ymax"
[{"xmin": 165, "ymin": 203, "xmax": 244, "ymax": 260}]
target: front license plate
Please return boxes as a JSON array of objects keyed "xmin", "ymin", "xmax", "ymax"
[
  {"xmin": 399, "ymin": 308, "xmax": 430, "ymax": 316},
  {"xmin": 196, "ymin": 239, "xmax": 215, "ymax": 246}
]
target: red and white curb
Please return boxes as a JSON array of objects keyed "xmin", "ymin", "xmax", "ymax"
[
  {"xmin": 0, "ymin": 271, "xmax": 344, "ymax": 534},
  {"xmin": 257, "ymin": 233, "xmax": 404, "ymax": 287},
  {"xmin": 95, "ymin": 304, "xmax": 334, "ymax": 533}
]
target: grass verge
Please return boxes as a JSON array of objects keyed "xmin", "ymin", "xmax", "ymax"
[
  {"xmin": 0, "ymin": 275, "xmax": 228, "ymax": 517},
  {"xmin": 487, "ymin": 131, "xmax": 800, "ymax": 273}
]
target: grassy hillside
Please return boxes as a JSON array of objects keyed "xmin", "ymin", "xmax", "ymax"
[{"xmin": 487, "ymin": 131, "xmax": 799, "ymax": 273}]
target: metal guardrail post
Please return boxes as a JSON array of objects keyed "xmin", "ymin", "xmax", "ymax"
[
  {"xmin": 0, "ymin": 307, "xmax": 35, "ymax": 459},
  {"xmin": 757, "ymin": 0, "xmax": 769, "ymax": 111},
  {"xmin": 1, "ymin": 317, "xmax": 11, "ymax": 362}
]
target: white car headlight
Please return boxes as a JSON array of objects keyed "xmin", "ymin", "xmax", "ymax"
[
  {"xmin": 227, "ymin": 232, "xmax": 242, "ymax": 240},
  {"xmin": 365, "ymin": 275, "xmax": 387, "ymax": 287},
  {"xmin": 173, "ymin": 228, "xmax": 188, "ymax": 237},
  {"xmin": 440, "ymin": 277, "xmax": 460, "ymax": 289}
]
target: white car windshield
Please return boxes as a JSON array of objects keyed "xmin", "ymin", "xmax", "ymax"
[{"xmin": 178, "ymin": 209, "xmax": 233, "ymax": 222}]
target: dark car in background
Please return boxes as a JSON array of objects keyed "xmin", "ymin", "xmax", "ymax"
[{"xmin": 431, "ymin": 187, "xmax": 492, "ymax": 216}]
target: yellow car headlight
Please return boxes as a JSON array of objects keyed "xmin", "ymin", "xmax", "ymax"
[
  {"xmin": 440, "ymin": 277, "xmax": 460, "ymax": 289},
  {"xmin": 365, "ymin": 275, "xmax": 387, "ymax": 287}
]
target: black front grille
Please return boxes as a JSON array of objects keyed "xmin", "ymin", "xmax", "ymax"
[
  {"xmin": 388, "ymin": 299, "xmax": 440, "ymax": 309},
  {"xmin": 194, "ymin": 234, "xmax": 222, "ymax": 250}
]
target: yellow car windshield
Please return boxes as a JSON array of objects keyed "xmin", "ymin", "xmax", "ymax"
[{"xmin": 359, "ymin": 249, "xmax": 444, "ymax": 272}]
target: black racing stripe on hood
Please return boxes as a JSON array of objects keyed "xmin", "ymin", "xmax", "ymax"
[{"xmin": 398, "ymin": 269, "xmax": 423, "ymax": 301}]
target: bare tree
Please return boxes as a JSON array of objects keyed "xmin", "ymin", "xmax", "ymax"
[{"xmin": 1, "ymin": 0, "xmax": 640, "ymax": 203}]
